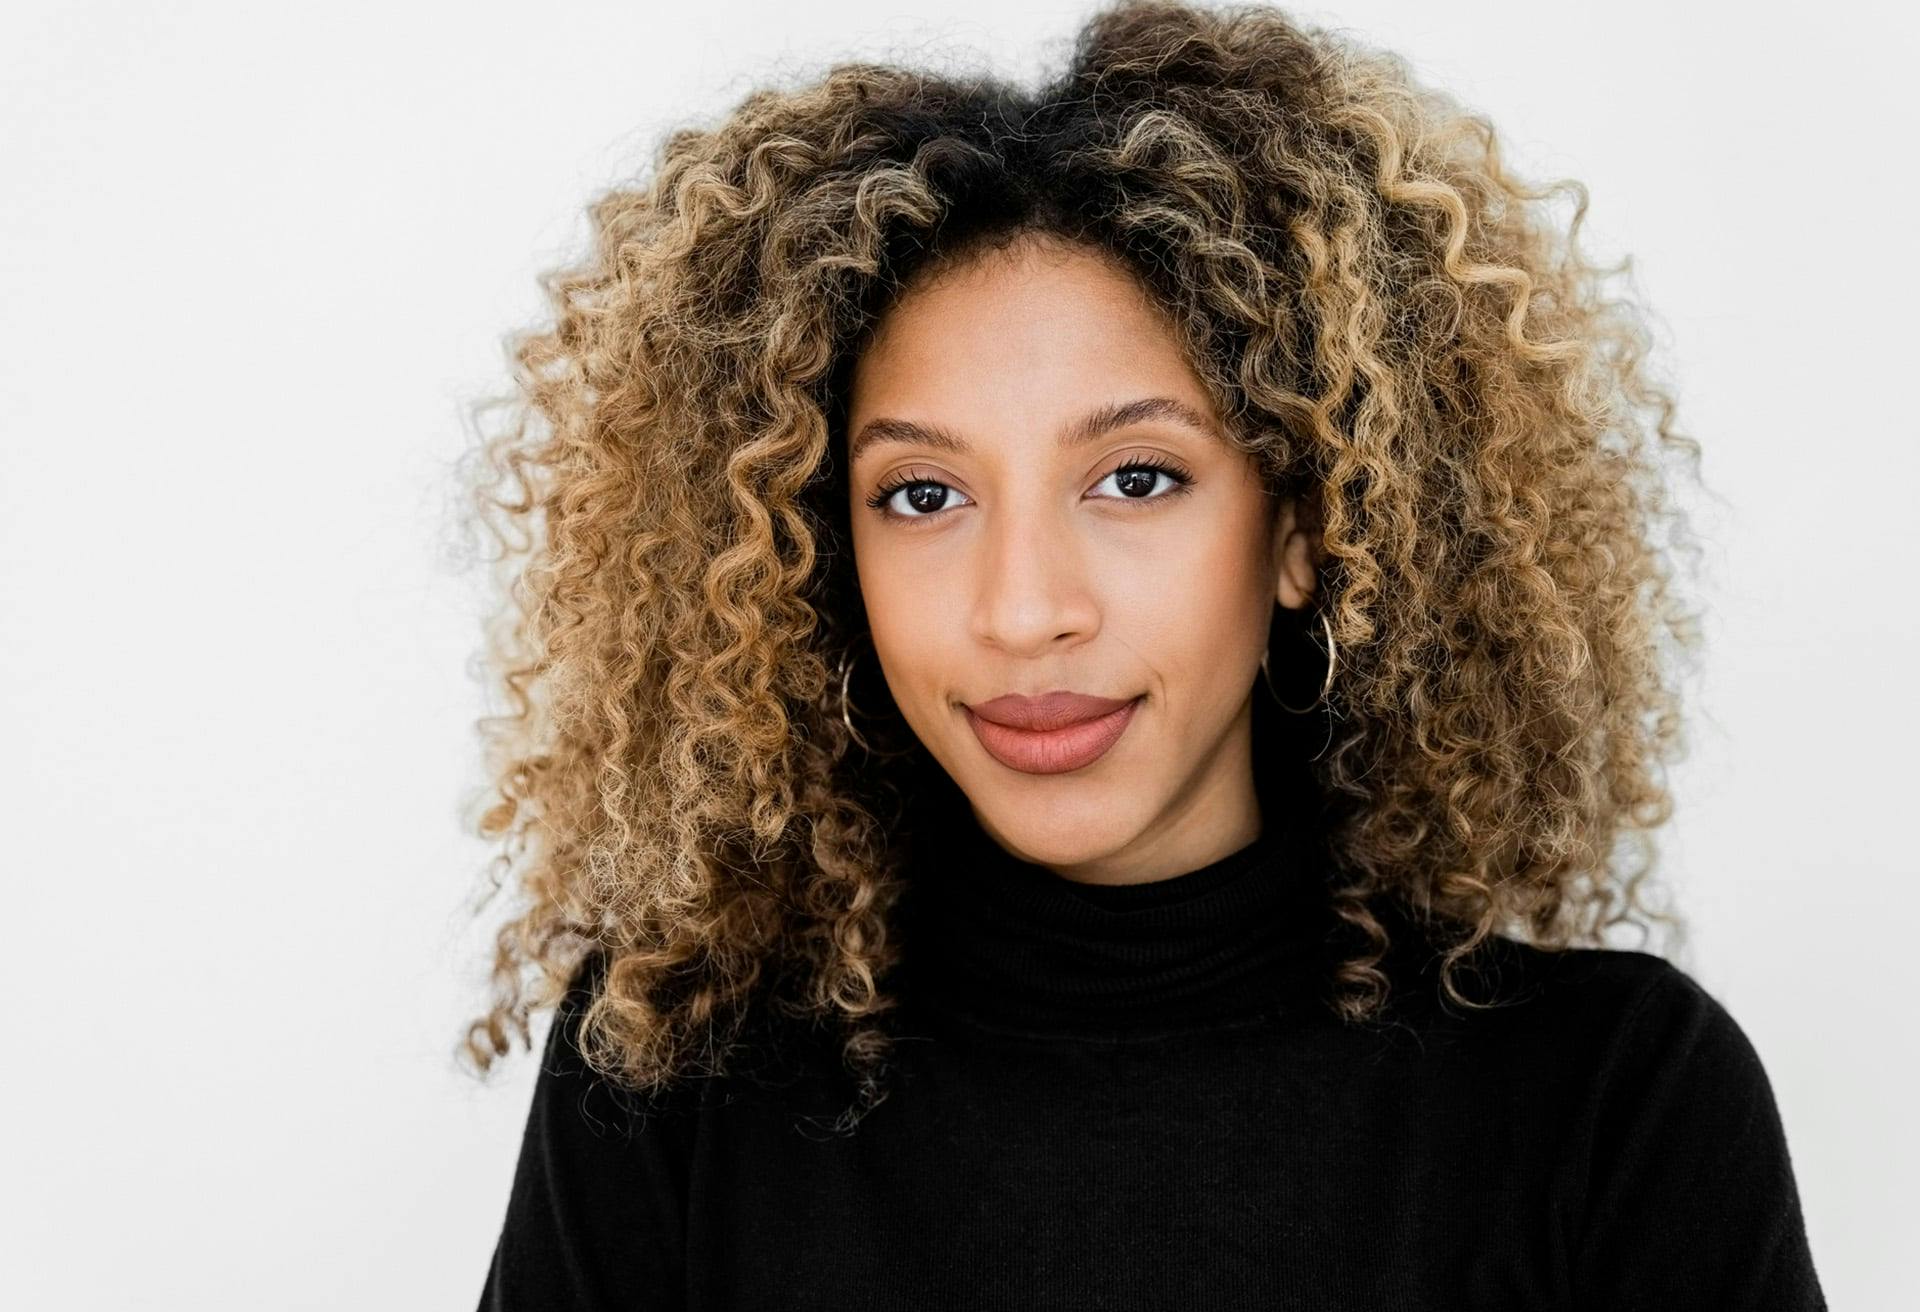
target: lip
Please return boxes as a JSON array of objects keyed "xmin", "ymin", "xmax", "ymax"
[{"xmin": 963, "ymin": 691, "xmax": 1144, "ymax": 775}]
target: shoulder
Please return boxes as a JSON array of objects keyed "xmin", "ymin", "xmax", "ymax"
[
  {"xmin": 1547, "ymin": 948, "xmax": 1787, "ymax": 1144},
  {"xmin": 538, "ymin": 949, "xmax": 837, "ymax": 1129},
  {"xmin": 1370, "ymin": 908, "xmax": 1779, "ymax": 1101},
  {"xmin": 1500, "ymin": 941, "xmax": 1771, "ymax": 1087},
  {"xmin": 1424, "ymin": 936, "xmax": 1799, "ymax": 1181},
  {"xmin": 1488, "ymin": 957, "xmax": 1829, "ymax": 1303},
  {"xmin": 1384, "ymin": 932, "xmax": 1823, "ymax": 1296},
  {"xmin": 482, "ymin": 952, "xmax": 704, "ymax": 1304},
  {"xmin": 533, "ymin": 950, "xmax": 707, "ymax": 1144},
  {"xmin": 1371, "ymin": 898, "xmax": 1743, "ymax": 1045}
]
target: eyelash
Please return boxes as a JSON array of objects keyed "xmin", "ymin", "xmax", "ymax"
[{"xmin": 863, "ymin": 454, "xmax": 1196, "ymax": 520}]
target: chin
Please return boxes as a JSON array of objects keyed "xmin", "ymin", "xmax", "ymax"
[{"xmin": 970, "ymin": 790, "xmax": 1146, "ymax": 866}]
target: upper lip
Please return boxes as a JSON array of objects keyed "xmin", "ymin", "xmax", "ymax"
[{"xmin": 966, "ymin": 690, "xmax": 1138, "ymax": 731}]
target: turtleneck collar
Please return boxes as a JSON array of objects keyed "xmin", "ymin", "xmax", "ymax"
[{"xmin": 892, "ymin": 765, "xmax": 1337, "ymax": 1040}]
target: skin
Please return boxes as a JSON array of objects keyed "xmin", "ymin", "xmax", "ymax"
[{"xmin": 845, "ymin": 233, "xmax": 1321, "ymax": 887}]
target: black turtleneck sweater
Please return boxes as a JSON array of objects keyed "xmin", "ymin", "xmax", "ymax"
[{"xmin": 477, "ymin": 779, "xmax": 1825, "ymax": 1310}]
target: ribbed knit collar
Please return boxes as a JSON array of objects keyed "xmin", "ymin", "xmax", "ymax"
[{"xmin": 893, "ymin": 767, "xmax": 1337, "ymax": 1040}]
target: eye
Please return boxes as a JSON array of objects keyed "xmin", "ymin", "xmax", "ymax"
[
  {"xmin": 864, "ymin": 472, "xmax": 974, "ymax": 519},
  {"xmin": 1090, "ymin": 454, "xmax": 1196, "ymax": 503},
  {"xmin": 861, "ymin": 454, "xmax": 1197, "ymax": 523}
]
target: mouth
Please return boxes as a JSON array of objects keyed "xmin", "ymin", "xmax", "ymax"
[{"xmin": 962, "ymin": 693, "xmax": 1145, "ymax": 776}]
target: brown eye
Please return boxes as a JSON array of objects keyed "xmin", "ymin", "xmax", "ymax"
[
  {"xmin": 865, "ymin": 476, "xmax": 973, "ymax": 519},
  {"xmin": 1092, "ymin": 457, "xmax": 1195, "ymax": 502}
]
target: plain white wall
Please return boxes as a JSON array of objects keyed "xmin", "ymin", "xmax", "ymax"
[{"xmin": 2, "ymin": 1, "xmax": 1911, "ymax": 1307}]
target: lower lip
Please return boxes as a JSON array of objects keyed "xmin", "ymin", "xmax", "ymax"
[{"xmin": 963, "ymin": 697, "xmax": 1144, "ymax": 776}]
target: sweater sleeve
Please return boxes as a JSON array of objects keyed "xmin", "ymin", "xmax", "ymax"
[
  {"xmin": 476, "ymin": 952, "xmax": 697, "ymax": 1311},
  {"xmin": 1571, "ymin": 958, "xmax": 1825, "ymax": 1310}
]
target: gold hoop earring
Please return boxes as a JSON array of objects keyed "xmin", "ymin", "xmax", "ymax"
[
  {"xmin": 834, "ymin": 637, "xmax": 874, "ymax": 753},
  {"xmin": 1260, "ymin": 607, "xmax": 1337, "ymax": 714},
  {"xmin": 837, "ymin": 641, "xmax": 875, "ymax": 753},
  {"xmin": 833, "ymin": 638, "xmax": 917, "ymax": 761}
]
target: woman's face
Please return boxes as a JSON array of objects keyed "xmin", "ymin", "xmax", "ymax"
[{"xmin": 845, "ymin": 234, "xmax": 1318, "ymax": 883}]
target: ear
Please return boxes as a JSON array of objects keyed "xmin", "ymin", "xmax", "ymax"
[{"xmin": 1271, "ymin": 494, "xmax": 1320, "ymax": 612}]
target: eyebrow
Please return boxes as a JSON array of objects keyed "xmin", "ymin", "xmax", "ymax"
[{"xmin": 847, "ymin": 395, "xmax": 1221, "ymax": 465}]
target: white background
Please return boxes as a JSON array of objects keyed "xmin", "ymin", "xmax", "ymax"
[{"xmin": 3, "ymin": 1, "xmax": 1912, "ymax": 1307}]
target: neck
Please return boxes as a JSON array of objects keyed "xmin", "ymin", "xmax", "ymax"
[{"xmin": 892, "ymin": 764, "xmax": 1336, "ymax": 1039}]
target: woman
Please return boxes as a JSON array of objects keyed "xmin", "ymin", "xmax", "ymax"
[{"xmin": 463, "ymin": 1, "xmax": 1824, "ymax": 1306}]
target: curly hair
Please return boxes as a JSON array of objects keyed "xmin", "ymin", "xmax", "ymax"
[{"xmin": 452, "ymin": 0, "xmax": 1704, "ymax": 1127}]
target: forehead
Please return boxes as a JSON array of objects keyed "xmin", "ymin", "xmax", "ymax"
[{"xmin": 846, "ymin": 241, "xmax": 1214, "ymax": 450}]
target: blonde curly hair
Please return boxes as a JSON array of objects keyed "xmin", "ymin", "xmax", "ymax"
[{"xmin": 453, "ymin": 0, "xmax": 1703, "ymax": 1127}]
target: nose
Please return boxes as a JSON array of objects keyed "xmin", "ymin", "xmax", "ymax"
[{"xmin": 969, "ymin": 499, "xmax": 1101, "ymax": 658}]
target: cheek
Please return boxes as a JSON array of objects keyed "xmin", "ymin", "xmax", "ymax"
[
  {"xmin": 852, "ymin": 531, "xmax": 900, "ymax": 646},
  {"xmin": 853, "ymin": 546, "xmax": 947, "ymax": 713},
  {"xmin": 1111, "ymin": 514, "xmax": 1272, "ymax": 696}
]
